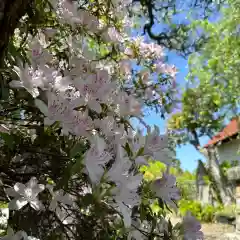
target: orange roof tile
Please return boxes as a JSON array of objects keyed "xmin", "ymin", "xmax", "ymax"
[{"xmin": 204, "ymin": 118, "xmax": 240, "ymax": 148}]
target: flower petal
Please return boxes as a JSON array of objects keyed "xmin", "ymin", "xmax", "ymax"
[
  {"xmin": 27, "ymin": 177, "xmax": 38, "ymax": 188},
  {"xmin": 135, "ymin": 156, "xmax": 149, "ymax": 166},
  {"xmin": 5, "ymin": 188, "xmax": 19, "ymax": 197},
  {"xmin": 9, "ymin": 80, "xmax": 24, "ymax": 89},
  {"xmin": 8, "ymin": 198, "xmax": 28, "ymax": 210},
  {"xmin": 89, "ymin": 100, "xmax": 102, "ymax": 113},
  {"xmin": 14, "ymin": 183, "xmax": 26, "ymax": 195},
  {"xmin": 49, "ymin": 199, "xmax": 58, "ymax": 211},
  {"xmin": 30, "ymin": 198, "xmax": 43, "ymax": 211}
]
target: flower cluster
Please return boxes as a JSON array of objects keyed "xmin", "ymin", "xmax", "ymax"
[{"xmin": 2, "ymin": 0, "xmax": 202, "ymax": 239}]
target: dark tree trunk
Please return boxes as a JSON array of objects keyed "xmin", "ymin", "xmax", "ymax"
[{"xmin": 0, "ymin": 0, "xmax": 33, "ymax": 69}]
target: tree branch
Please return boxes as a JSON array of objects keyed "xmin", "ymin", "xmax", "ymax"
[{"xmin": 0, "ymin": 0, "xmax": 33, "ymax": 69}]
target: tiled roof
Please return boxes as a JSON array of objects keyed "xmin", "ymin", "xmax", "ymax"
[{"xmin": 204, "ymin": 118, "xmax": 240, "ymax": 148}]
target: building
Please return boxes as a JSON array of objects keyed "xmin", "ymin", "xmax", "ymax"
[
  {"xmin": 204, "ymin": 117, "xmax": 240, "ymax": 164},
  {"xmin": 196, "ymin": 117, "xmax": 240, "ymax": 204}
]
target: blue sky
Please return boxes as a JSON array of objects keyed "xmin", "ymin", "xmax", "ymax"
[
  {"xmin": 130, "ymin": 2, "xmax": 225, "ymax": 171},
  {"xmin": 142, "ymin": 52, "xmax": 210, "ymax": 172}
]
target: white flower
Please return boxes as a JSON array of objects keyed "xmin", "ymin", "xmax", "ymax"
[
  {"xmin": 43, "ymin": 28, "xmax": 57, "ymax": 40},
  {"xmin": 135, "ymin": 156, "xmax": 149, "ymax": 166},
  {"xmin": 151, "ymin": 173, "xmax": 180, "ymax": 210},
  {"xmin": 84, "ymin": 135, "xmax": 112, "ymax": 184},
  {"xmin": 47, "ymin": 185, "xmax": 73, "ymax": 212},
  {"xmin": 119, "ymin": 59, "xmax": 132, "ymax": 75},
  {"xmin": 0, "ymin": 124, "xmax": 9, "ymax": 134},
  {"xmin": 116, "ymin": 201, "xmax": 132, "ymax": 228},
  {"xmin": 9, "ymin": 64, "xmax": 41, "ymax": 98},
  {"xmin": 145, "ymin": 125, "xmax": 168, "ymax": 153},
  {"xmin": 1, "ymin": 228, "xmax": 28, "ymax": 240},
  {"xmin": 128, "ymin": 229, "xmax": 144, "ymax": 240},
  {"xmin": 5, "ymin": 177, "xmax": 45, "ymax": 211},
  {"xmin": 0, "ymin": 208, "xmax": 9, "ymax": 227},
  {"xmin": 115, "ymin": 92, "xmax": 141, "ymax": 116},
  {"xmin": 144, "ymin": 125, "xmax": 172, "ymax": 165},
  {"xmin": 183, "ymin": 211, "xmax": 203, "ymax": 240},
  {"xmin": 107, "ymin": 155, "xmax": 132, "ymax": 185}
]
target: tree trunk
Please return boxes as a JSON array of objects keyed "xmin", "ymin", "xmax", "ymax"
[
  {"xmin": 206, "ymin": 147, "xmax": 234, "ymax": 204},
  {"xmin": 190, "ymin": 129, "xmax": 233, "ymax": 204},
  {"xmin": 0, "ymin": 0, "xmax": 33, "ymax": 69}
]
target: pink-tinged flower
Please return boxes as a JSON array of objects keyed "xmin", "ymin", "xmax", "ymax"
[
  {"xmin": 124, "ymin": 47, "xmax": 135, "ymax": 58},
  {"xmin": 135, "ymin": 156, "xmax": 149, "ymax": 166},
  {"xmin": 31, "ymin": 40, "xmax": 42, "ymax": 59},
  {"xmin": 78, "ymin": 9, "xmax": 99, "ymax": 32},
  {"xmin": 115, "ymin": 201, "xmax": 132, "ymax": 228},
  {"xmin": 111, "ymin": 174, "xmax": 142, "ymax": 228},
  {"xmin": 151, "ymin": 173, "xmax": 180, "ymax": 209},
  {"xmin": 43, "ymin": 28, "xmax": 57, "ymax": 40},
  {"xmin": 102, "ymin": 27, "xmax": 123, "ymax": 43},
  {"xmin": 138, "ymin": 42, "xmax": 164, "ymax": 59},
  {"xmin": 94, "ymin": 117, "xmax": 125, "ymax": 146},
  {"xmin": 9, "ymin": 64, "xmax": 42, "ymax": 98},
  {"xmin": 84, "ymin": 135, "xmax": 112, "ymax": 184},
  {"xmin": 116, "ymin": 92, "xmax": 142, "ymax": 116},
  {"xmin": 183, "ymin": 211, "xmax": 204, "ymax": 240},
  {"xmin": 59, "ymin": 0, "xmax": 80, "ymax": 24},
  {"xmin": 45, "ymin": 93, "xmax": 72, "ymax": 125},
  {"xmin": 155, "ymin": 62, "xmax": 177, "ymax": 77},
  {"xmin": 119, "ymin": 60, "xmax": 132, "ymax": 75},
  {"xmin": 144, "ymin": 125, "xmax": 173, "ymax": 165},
  {"xmin": 140, "ymin": 69, "xmax": 151, "ymax": 85},
  {"xmin": 47, "ymin": 185, "xmax": 73, "ymax": 211},
  {"xmin": 63, "ymin": 110, "xmax": 93, "ymax": 137},
  {"xmin": 144, "ymin": 87, "xmax": 156, "ymax": 100},
  {"xmin": 145, "ymin": 126, "xmax": 168, "ymax": 149},
  {"xmin": 5, "ymin": 177, "xmax": 45, "ymax": 211}
]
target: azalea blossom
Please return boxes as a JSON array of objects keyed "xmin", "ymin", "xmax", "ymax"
[
  {"xmin": 183, "ymin": 211, "xmax": 204, "ymax": 240},
  {"xmin": 47, "ymin": 185, "xmax": 73, "ymax": 212},
  {"xmin": 151, "ymin": 173, "xmax": 180, "ymax": 209},
  {"xmin": 128, "ymin": 229, "xmax": 144, "ymax": 240},
  {"xmin": 1, "ymin": 228, "xmax": 28, "ymax": 240},
  {"xmin": 5, "ymin": 177, "xmax": 45, "ymax": 210},
  {"xmin": 84, "ymin": 135, "xmax": 112, "ymax": 183},
  {"xmin": 115, "ymin": 92, "xmax": 142, "ymax": 116},
  {"xmin": 3, "ymin": 0, "xmax": 183, "ymax": 236},
  {"xmin": 9, "ymin": 64, "xmax": 41, "ymax": 98},
  {"xmin": 144, "ymin": 125, "xmax": 172, "ymax": 165}
]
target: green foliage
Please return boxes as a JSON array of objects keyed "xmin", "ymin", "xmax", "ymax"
[
  {"xmin": 201, "ymin": 204, "xmax": 219, "ymax": 222},
  {"xmin": 188, "ymin": 0, "xmax": 240, "ymax": 116},
  {"xmin": 178, "ymin": 200, "xmax": 202, "ymax": 220},
  {"xmin": 178, "ymin": 200, "xmax": 222, "ymax": 222},
  {"xmin": 140, "ymin": 161, "xmax": 173, "ymax": 181},
  {"xmin": 220, "ymin": 160, "xmax": 239, "ymax": 176},
  {"xmin": 177, "ymin": 172, "xmax": 197, "ymax": 200},
  {"xmin": 215, "ymin": 204, "xmax": 236, "ymax": 219}
]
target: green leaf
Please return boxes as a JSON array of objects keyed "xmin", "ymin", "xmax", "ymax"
[
  {"xmin": 124, "ymin": 142, "xmax": 133, "ymax": 157},
  {"xmin": 0, "ymin": 133, "xmax": 14, "ymax": 150},
  {"xmin": 0, "ymin": 87, "xmax": 9, "ymax": 100},
  {"xmin": 70, "ymin": 142, "xmax": 84, "ymax": 158}
]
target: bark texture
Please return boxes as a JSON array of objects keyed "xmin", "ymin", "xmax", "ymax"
[{"xmin": 0, "ymin": 0, "xmax": 33, "ymax": 68}]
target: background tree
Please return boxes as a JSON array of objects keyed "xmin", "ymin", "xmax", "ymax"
[{"xmin": 168, "ymin": 0, "xmax": 240, "ymax": 203}]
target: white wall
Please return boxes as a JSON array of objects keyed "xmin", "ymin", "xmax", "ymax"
[{"xmin": 216, "ymin": 138, "xmax": 240, "ymax": 164}]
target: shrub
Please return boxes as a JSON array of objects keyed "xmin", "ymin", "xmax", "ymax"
[
  {"xmin": 178, "ymin": 200, "xmax": 202, "ymax": 220},
  {"xmin": 215, "ymin": 204, "xmax": 236, "ymax": 218},
  {"xmin": 201, "ymin": 204, "xmax": 221, "ymax": 222},
  {"xmin": 178, "ymin": 200, "xmax": 222, "ymax": 223}
]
